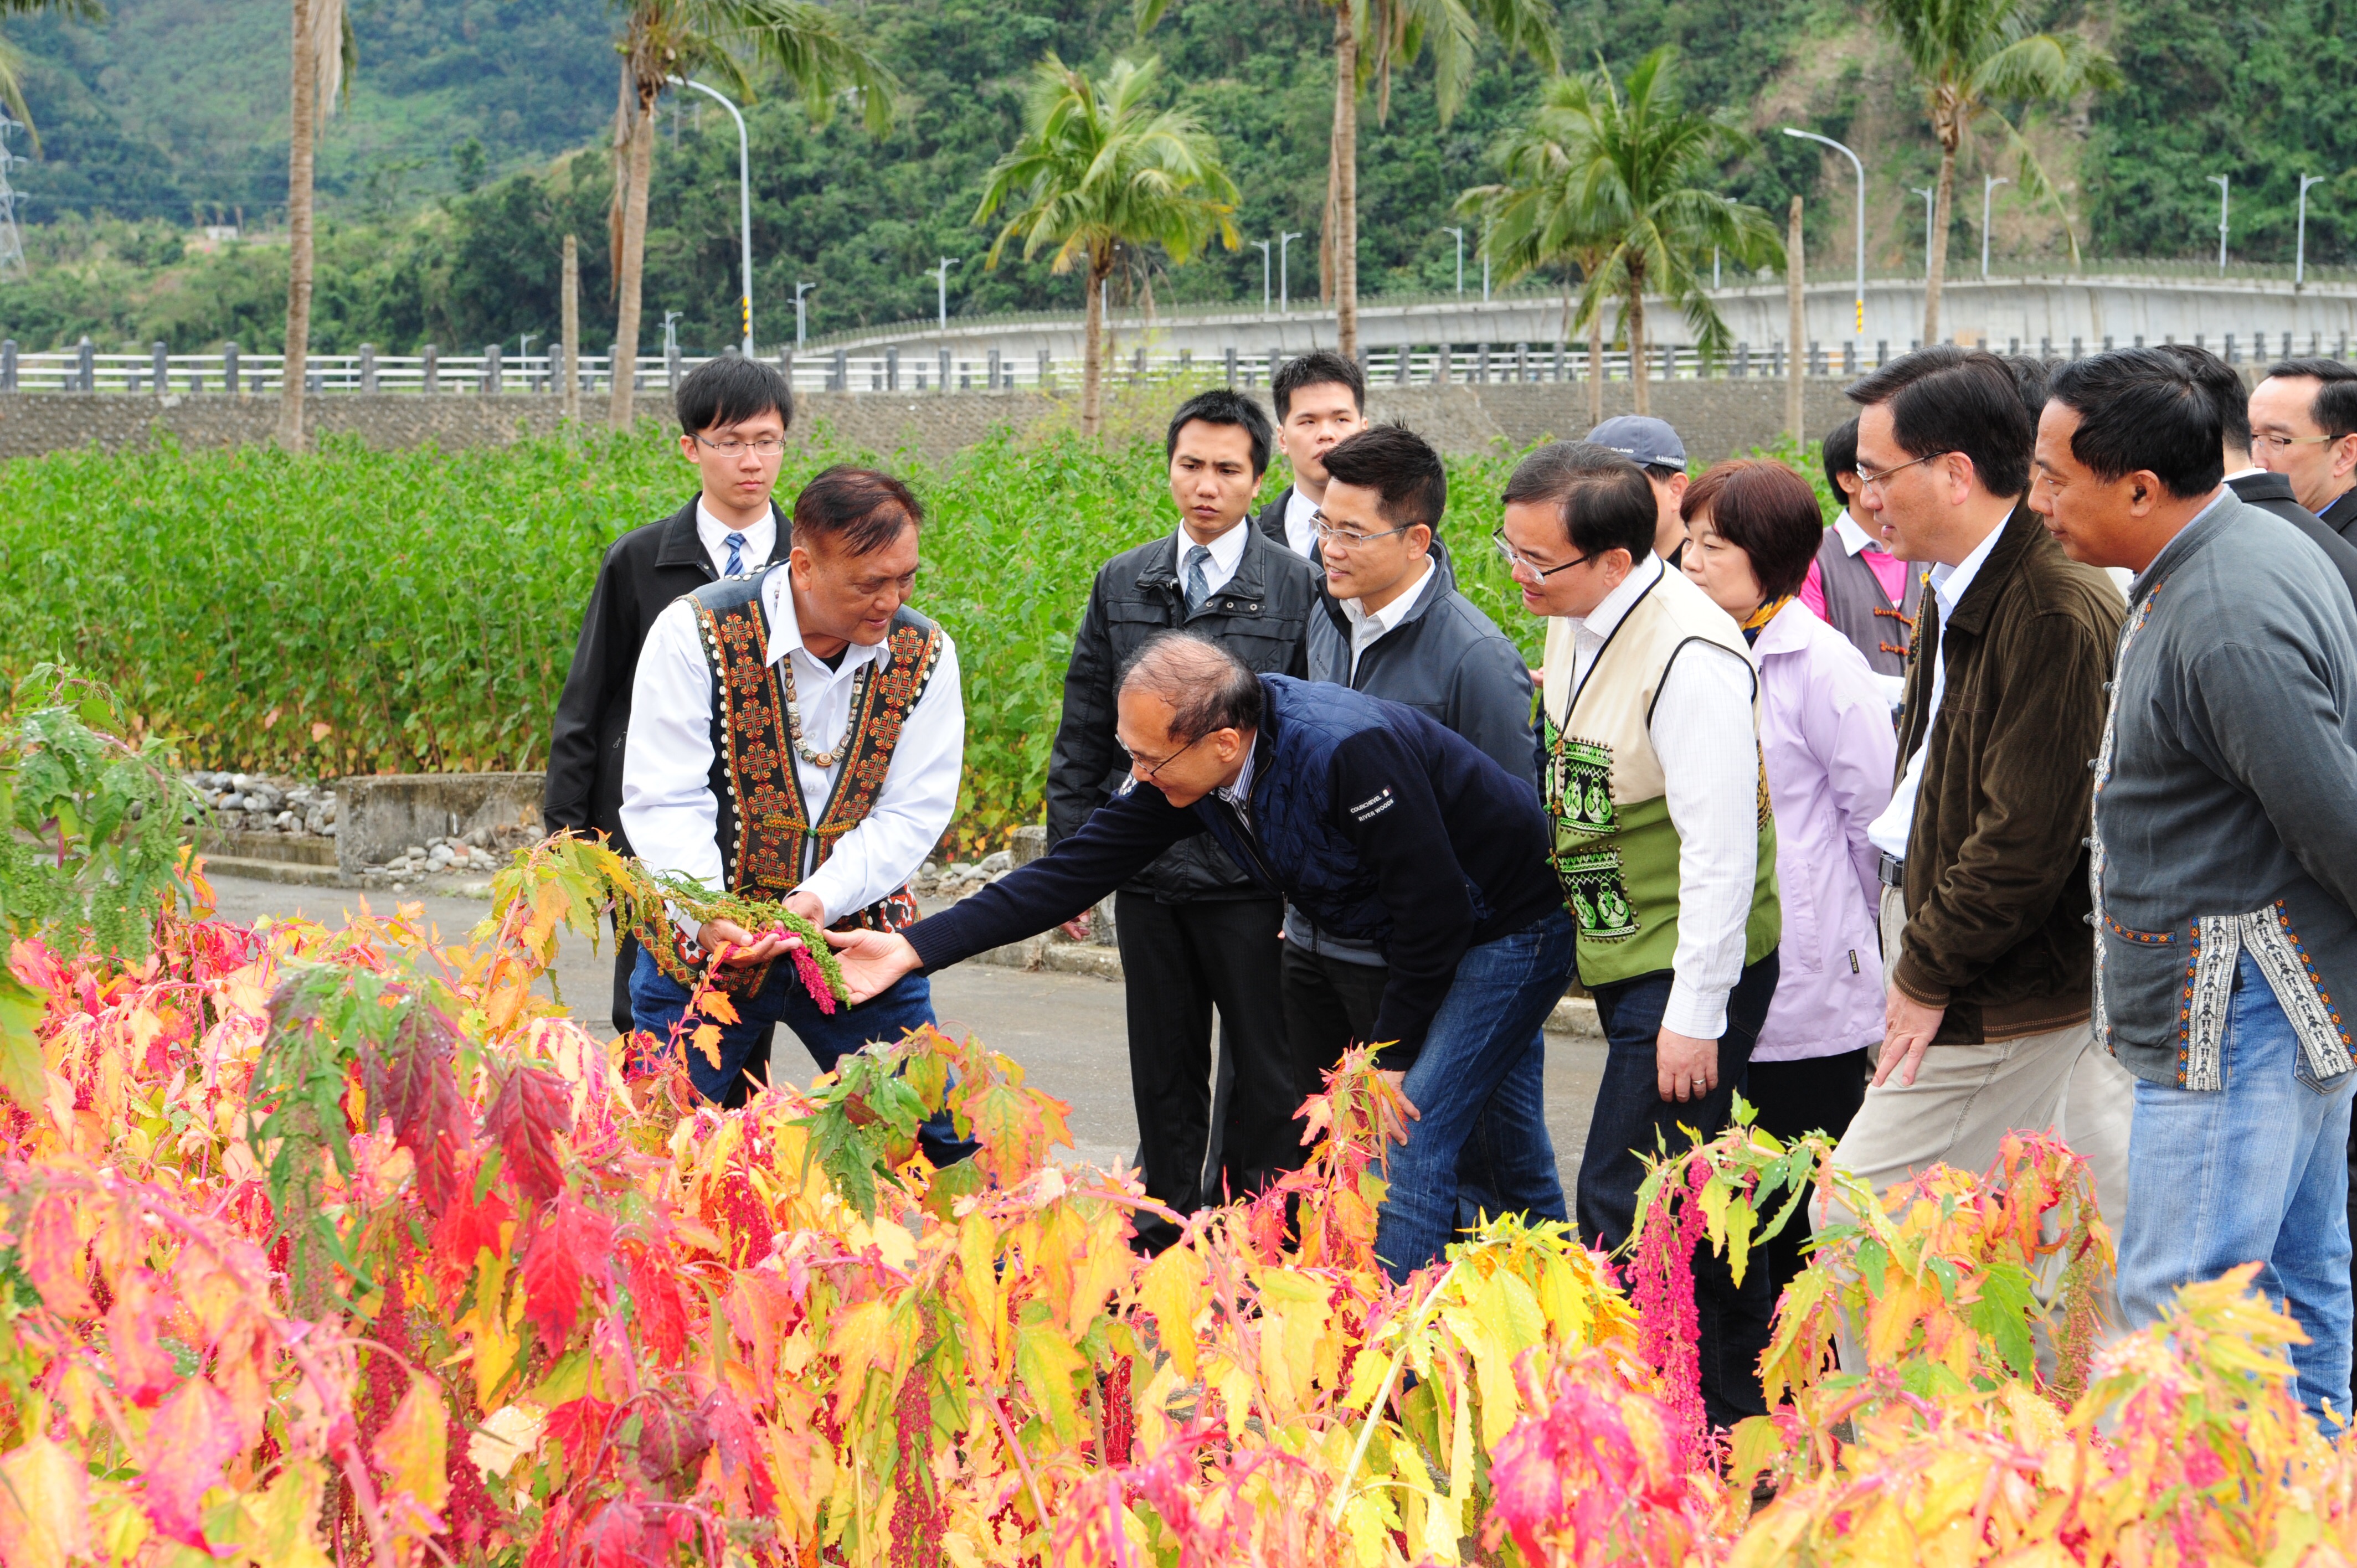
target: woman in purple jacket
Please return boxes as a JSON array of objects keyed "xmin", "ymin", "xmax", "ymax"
[{"xmin": 1681, "ymin": 460, "xmax": 1897, "ymax": 1304}]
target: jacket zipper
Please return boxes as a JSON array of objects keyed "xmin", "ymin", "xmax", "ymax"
[{"xmin": 1219, "ymin": 795, "xmax": 1282, "ymax": 888}]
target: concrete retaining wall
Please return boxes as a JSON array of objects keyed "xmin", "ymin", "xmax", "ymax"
[{"xmin": 332, "ymin": 772, "xmax": 544, "ymax": 883}]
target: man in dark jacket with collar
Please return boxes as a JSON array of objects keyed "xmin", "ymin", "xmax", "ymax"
[
  {"xmin": 2251, "ymin": 358, "xmax": 2357, "ymax": 540},
  {"xmin": 544, "ymin": 356, "xmax": 794, "ymax": 1036},
  {"xmin": 1290, "ymin": 422, "xmax": 1541, "ymax": 1142},
  {"xmin": 1046, "ymin": 389, "xmax": 1316, "ymax": 1249},
  {"xmin": 830, "ymin": 634, "xmax": 1576, "ymax": 1280}
]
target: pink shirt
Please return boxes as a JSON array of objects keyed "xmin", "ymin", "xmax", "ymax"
[{"xmin": 1799, "ymin": 513, "xmax": 1910, "ymax": 620}]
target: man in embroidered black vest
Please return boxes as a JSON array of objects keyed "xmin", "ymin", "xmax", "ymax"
[{"xmin": 620, "ymin": 466, "xmax": 969, "ymax": 1154}]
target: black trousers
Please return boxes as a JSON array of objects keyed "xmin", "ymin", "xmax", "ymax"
[
  {"xmin": 1745, "ymin": 1046, "xmax": 1872, "ymax": 1311},
  {"xmin": 1115, "ymin": 891, "xmax": 1291, "ymax": 1252},
  {"xmin": 1278, "ymin": 941, "xmax": 1391, "ymax": 1094}
]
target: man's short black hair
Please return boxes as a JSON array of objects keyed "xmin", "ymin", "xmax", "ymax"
[
  {"xmin": 676, "ymin": 354, "xmax": 794, "ymax": 436},
  {"xmin": 791, "ymin": 466, "xmax": 923, "ymax": 556},
  {"xmin": 2046, "ymin": 348, "xmax": 2225, "ymax": 501},
  {"xmin": 1502, "ymin": 440, "xmax": 1656, "ymax": 563},
  {"xmin": 1845, "ymin": 344, "xmax": 2035, "ymax": 499},
  {"xmin": 1319, "ymin": 421, "xmax": 1447, "ymax": 533},
  {"xmin": 2003, "ymin": 354, "xmax": 2051, "ymax": 421},
  {"xmin": 2263, "ymin": 357, "xmax": 2357, "ymax": 442},
  {"xmin": 2155, "ymin": 343, "xmax": 2250, "ymax": 453},
  {"xmin": 1821, "ymin": 416, "xmax": 1860, "ymax": 499},
  {"xmin": 1271, "ymin": 349, "xmax": 1367, "ymax": 421},
  {"xmin": 1119, "ymin": 630, "xmax": 1263, "ymax": 744},
  {"xmin": 1166, "ymin": 388, "xmax": 1274, "ymax": 477}
]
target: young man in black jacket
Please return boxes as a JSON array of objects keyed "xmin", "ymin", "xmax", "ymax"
[
  {"xmin": 1254, "ymin": 350, "xmax": 1368, "ymax": 557},
  {"xmin": 827, "ymin": 633, "xmax": 1577, "ymax": 1280},
  {"xmin": 1045, "ymin": 389, "xmax": 1317, "ymax": 1249},
  {"xmin": 543, "ymin": 356, "xmax": 793, "ymax": 1035},
  {"xmin": 1291, "ymin": 422, "xmax": 1542, "ymax": 1173}
]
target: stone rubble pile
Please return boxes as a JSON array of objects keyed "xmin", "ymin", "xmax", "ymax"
[
  {"xmin": 361, "ymin": 825, "xmax": 537, "ymax": 890},
  {"xmin": 183, "ymin": 772, "xmax": 338, "ymax": 836},
  {"xmin": 911, "ymin": 849, "xmax": 1015, "ymax": 900}
]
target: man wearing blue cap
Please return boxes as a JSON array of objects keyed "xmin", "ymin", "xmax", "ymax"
[{"xmin": 1588, "ymin": 416, "xmax": 1692, "ymax": 565}]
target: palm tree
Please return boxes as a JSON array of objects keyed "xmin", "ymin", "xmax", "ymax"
[
  {"xmin": 0, "ymin": 0, "xmax": 103, "ymax": 149},
  {"xmin": 1871, "ymin": 0, "xmax": 2119, "ymax": 342},
  {"xmin": 1139, "ymin": 0, "xmax": 1556, "ymax": 357},
  {"xmin": 606, "ymin": 0, "xmax": 894, "ymax": 430},
  {"xmin": 277, "ymin": 0, "xmax": 352, "ymax": 454},
  {"xmin": 1502, "ymin": 49, "xmax": 1779, "ymax": 417},
  {"xmin": 975, "ymin": 53, "xmax": 1238, "ymax": 438}
]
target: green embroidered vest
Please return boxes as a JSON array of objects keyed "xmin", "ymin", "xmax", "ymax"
[{"xmin": 1540, "ymin": 565, "xmax": 1781, "ymax": 988}]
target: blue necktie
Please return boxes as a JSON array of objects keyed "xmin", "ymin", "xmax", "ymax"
[
  {"xmin": 1184, "ymin": 544, "xmax": 1212, "ymax": 613},
  {"xmin": 723, "ymin": 531, "xmax": 748, "ymax": 576}
]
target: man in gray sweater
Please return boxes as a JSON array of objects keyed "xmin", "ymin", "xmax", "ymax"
[{"xmin": 2034, "ymin": 347, "xmax": 2357, "ymax": 1426}]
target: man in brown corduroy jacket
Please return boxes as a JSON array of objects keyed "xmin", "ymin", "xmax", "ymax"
[{"xmin": 1828, "ymin": 345, "xmax": 2135, "ymax": 1233}]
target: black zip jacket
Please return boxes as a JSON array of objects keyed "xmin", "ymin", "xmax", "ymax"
[{"xmin": 914, "ymin": 677, "xmax": 1560, "ymax": 1065}]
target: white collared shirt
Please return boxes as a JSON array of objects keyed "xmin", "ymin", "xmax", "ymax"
[
  {"xmin": 1216, "ymin": 738, "xmax": 1259, "ymax": 827},
  {"xmin": 1865, "ymin": 512, "xmax": 2010, "ymax": 861},
  {"xmin": 1342, "ymin": 558, "xmax": 1436, "ymax": 681},
  {"xmin": 1283, "ymin": 487, "xmax": 1321, "ymax": 558},
  {"xmin": 696, "ymin": 499, "xmax": 778, "ymax": 579},
  {"xmin": 1557, "ymin": 553, "xmax": 1762, "ymax": 1039},
  {"xmin": 621, "ymin": 566, "xmax": 965, "ymax": 927},
  {"xmin": 1175, "ymin": 519, "xmax": 1250, "ymax": 601},
  {"xmin": 1833, "ymin": 509, "xmax": 1886, "ymax": 557}
]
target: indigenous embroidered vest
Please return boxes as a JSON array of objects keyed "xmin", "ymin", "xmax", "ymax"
[
  {"xmin": 647, "ymin": 568, "xmax": 945, "ymax": 991},
  {"xmin": 1813, "ymin": 529, "xmax": 1924, "ymax": 678},
  {"xmin": 1540, "ymin": 566, "xmax": 1782, "ymax": 988}
]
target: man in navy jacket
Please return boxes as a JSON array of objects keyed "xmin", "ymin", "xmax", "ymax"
[{"xmin": 825, "ymin": 631, "xmax": 1577, "ymax": 1277}]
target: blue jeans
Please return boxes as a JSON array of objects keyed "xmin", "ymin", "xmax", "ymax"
[
  {"xmin": 2121, "ymin": 950, "xmax": 2355, "ymax": 1426},
  {"xmin": 629, "ymin": 945, "xmax": 977, "ymax": 1166},
  {"xmin": 1583, "ymin": 952, "xmax": 1781, "ymax": 1428},
  {"xmin": 1371, "ymin": 909, "xmax": 1577, "ymax": 1283}
]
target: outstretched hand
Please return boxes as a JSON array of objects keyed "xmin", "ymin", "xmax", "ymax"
[{"xmin": 824, "ymin": 927, "xmax": 924, "ymax": 1004}]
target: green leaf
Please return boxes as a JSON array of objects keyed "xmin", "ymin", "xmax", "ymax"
[{"xmin": 0, "ymin": 969, "xmax": 46, "ymax": 1111}]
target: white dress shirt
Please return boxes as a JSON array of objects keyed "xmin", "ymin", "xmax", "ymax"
[
  {"xmin": 1176, "ymin": 520, "xmax": 1250, "ymax": 600},
  {"xmin": 696, "ymin": 500, "xmax": 777, "ymax": 579},
  {"xmin": 1831, "ymin": 509, "xmax": 1881, "ymax": 557},
  {"xmin": 621, "ymin": 566, "xmax": 965, "ymax": 928},
  {"xmin": 1560, "ymin": 553, "xmax": 1762, "ymax": 1039},
  {"xmin": 1342, "ymin": 558, "xmax": 1435, "ymax": 681},
  {"xmin": 1283, "ymin": 487, "xmax": 1321, "ymax": 558},
  {"xmin": 1864, "ymin": 513, "xmax": 2008, "ymax": 861}
]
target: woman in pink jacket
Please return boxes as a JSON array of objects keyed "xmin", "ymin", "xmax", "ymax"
[{"xmin": 1681, "ymin": 459, "xmax": 1896, "ymax": 1304}]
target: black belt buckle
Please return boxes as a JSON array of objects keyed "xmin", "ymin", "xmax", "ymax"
[{"xmin": 1877, "ymin": 852, "xmax": 1906, "ymax": 889}]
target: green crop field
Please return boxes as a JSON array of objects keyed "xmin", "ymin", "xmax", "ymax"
[{"xmin": 0, "ymin": 425, "xmax": 1546, "ymax": 853}]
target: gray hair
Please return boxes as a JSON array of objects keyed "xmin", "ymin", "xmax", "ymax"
[{"xmin": 1116, "ymin": 630, "xmax": 1263, "ymax": 744}]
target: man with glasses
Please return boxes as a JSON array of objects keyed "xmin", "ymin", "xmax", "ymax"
[
  {"xmin": 1291, "ymin": 422, "xmax": 1540, "ymax": 1161},
  {"xmin": 1044, "ymin": 389, "xmax": 1317, "ymax": 1251},
  {"xmin": 824, "ymin": 630, "xmax": 1575, "ymax": 1282},
  {"xmin": 1500, "ymin": 440, "xmax": 1783, "ymax": 1431},
  {"xmin": 545, "ymin": 355, "xmax": 796, "ymax": 1040},
  {"xmin": 1833, "ymin": 346, "xmax": 2129, "ymax": 1260},
  {"xmin": 2250, "ymin": 358, "xmax": 2357, "ymax": 540}
]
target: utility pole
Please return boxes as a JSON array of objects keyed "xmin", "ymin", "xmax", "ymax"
[
  {"xmin": 0, "ymin": 115, "xmax": 24, "ymax": 282},
  {"xmin": 1782, "ymin": 130, "xmax": 1866, "ymax": 356},
  {"xmin": 1278, "ymin": 231, "xmax": 1302, "ymax": 313},
  {"xmin": 1787, "ymin": 195, "xmax": 1805, "ymax": 447},
  {"xmin": 1252, "ymin": 239, "xmax": 1272, "ymax": 312},
  {"xmin": 1441, "ymin": 226, "xmax": 1464, "ymax": 296},
  {"xmin": 560, "ymin": 234, "xmax": 581, "ymax": 423},
  {"xmin": 2298, "ymin": 173, "xmax": 2325, "ymax": 288},
  {"xmin": 1981, "ymin": 176, "xmax": 2010, "ymax": 277},
  {"xmin": 795, "ymin": 281, "xmax": 816, "ymax": 348},
  {"xmin": 1912, "ymin": 187, "xmax": 1936, "ymax": 276},
  {"xmin": 1482, "ymin": 219, "xmax": 1492, "ymax": 302},
  {"xmin": 2210, "ymin": 174, "xmax": 2231, "ymax": 274},
  {"xmin": 933, "ymin": 257, "xmax": 960, "ymax": 333},
  {"xmin": 671, "ymin": 78, "xmax": 754, "ymax": 354}
]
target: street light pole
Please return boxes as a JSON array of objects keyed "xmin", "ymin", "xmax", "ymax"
[
  {"xmin": 1911, "ymin": 187, "xmax": 1936, "ymax": 277},
  {"xmin": 2298, "ymin": 173, "xmax": 2325, "ymax": 288},
  {"xmin": 1981, "ymin": 175, "xmax": 2010, "ymax": 277},
  {"xmin": 671, "ymin": 76, "xmax": 754, "ymax": 354},
  {"xmin": 794, "ymin": 282, "xmax": 816, "ymax": 349},
  {"xmin": 933, "ymin": 257, "xmax": 961, "ymax": 333},
  {"xmin": 1252, "ymin": 239, "xmax": 1272, "ymax": 312},
  {"xmin": 2210, "ymin": 175, "xmax": 2231, "ymax": 275},
  {"xmin": 1481, "ymin": 218, "xmax": 1491, "ymax": 302},
  {"xmin": 1783, "ymin": 129, "xmax": 1866, "ymax": 350},
  {"xmin": 1441, "ymin": 226, "xmax": 1464, "ymax": 296},
  {"xmin": 1279, "ymin": 230, "xmax": 1303, "ymax": 313}
]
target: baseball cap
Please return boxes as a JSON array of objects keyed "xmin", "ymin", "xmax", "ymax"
[{"xmin": 1585, "ymin": 415, "xmax": 1687, "ymax": 472}]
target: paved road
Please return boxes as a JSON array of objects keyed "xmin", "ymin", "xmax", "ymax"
[{"xmin": 207, "ymin": 874, "xmax": 1608, "ymax": 1199}]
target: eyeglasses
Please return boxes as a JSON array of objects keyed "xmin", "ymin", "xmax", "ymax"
[
  {"xmin": 1312, "ymin": 513, "xmax": 1413, "ymax": 549},
  {"xmin": 1854, "ymin": 451, "xmax": 1951, "ymax": 493},
  {"xmin": 1120, "ymin": 732, "xmax": 1204, "ymax": 781},
  {"xmin": 2251, "ymin": 432, "xmax": 2337, "ymax": 453},
  {"xmin": 1492, "ymin": 528, "xmax": 1593, "ymax": 579},
  {"xmin": 694, "ymin": 434, "xmax": 788, "ymax": 457}
]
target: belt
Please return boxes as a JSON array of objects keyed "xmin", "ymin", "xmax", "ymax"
[{"xmin": 1877, "ymin": 852, "xmax": 1906, "ymax": 889}]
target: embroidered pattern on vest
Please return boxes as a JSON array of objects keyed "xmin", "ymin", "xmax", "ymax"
[
  {"xmin": 1545, "ymin": 728, "xmax": 1638, "ymax": 943},
  {"xmin": 2176, "ymin": 904, "xmax": 2357, "ymax": 1092},
  {"xmin": 2090, "ymin": 579, "xmax": 2165, "ymax": 1058}
]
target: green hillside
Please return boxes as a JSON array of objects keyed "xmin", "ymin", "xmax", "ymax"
[{"xmin": 0, "ymin": 0, "xmax": 2350, "ymax": 355}]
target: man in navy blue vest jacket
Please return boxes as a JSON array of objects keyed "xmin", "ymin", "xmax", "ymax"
[{"xmin": 825, "ymin": 631, "xmax": 1577, "ymax": 1275}]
